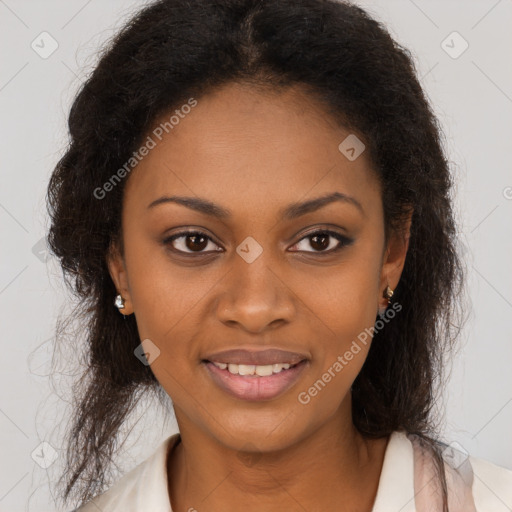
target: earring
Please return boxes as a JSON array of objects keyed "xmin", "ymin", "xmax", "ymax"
[
  {"xmin": 378, "ymin": 285, "xmax": 394, "ymax": 319},
  {"xmin": 114, "ymin": 294, "xmax": 125, "ymax": 310},
  {"xmin": 384, "ymin": 285, "xmax": 394, "ymax": 302}
]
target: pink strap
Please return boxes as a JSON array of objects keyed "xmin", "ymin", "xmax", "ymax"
[{"xmin": 407, "ymin": 434, "xmax": 477, "ymax": 511}]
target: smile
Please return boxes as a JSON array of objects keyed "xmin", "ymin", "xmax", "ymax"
[{"xmin": 203, "ymin": 359, "xmax": 308, "ymax": 401}]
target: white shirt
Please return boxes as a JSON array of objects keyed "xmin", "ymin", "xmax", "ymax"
[{"xmin": 74, "ymin": 430, "xmax": 512, "ymax": 511}]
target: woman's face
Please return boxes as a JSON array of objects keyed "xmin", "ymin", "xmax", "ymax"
[{"xmin": 108, "ymin": 81, "xmax": 410, "ymax": 452}]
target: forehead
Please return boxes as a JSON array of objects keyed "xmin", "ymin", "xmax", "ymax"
[{"xmin": 124, "ymin": 82, "xmax": 381, "ymax": 220}]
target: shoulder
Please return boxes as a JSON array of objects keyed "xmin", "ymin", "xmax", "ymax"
[
  {"xmin": 434, "ymin": 437, "xmax": 512, "ymax": 510},
  {"xmin": 72, "ymin": 433, "xmax": 180, "ymax": 512},
  {"xmin": 404, "ymin": 432, "xmax": 512, "ymax": 511},
  {"xmin": 469, "ymin": 454, "xmax": 512, "ymax": 510}
]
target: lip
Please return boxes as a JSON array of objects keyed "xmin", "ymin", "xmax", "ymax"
[
  {"xmin": 203, "ymin": 348, "xmax": 309, "ymax": 366},
  {"xmin": 203, "ymin": 359, "xmax": 309, "ymax": 401}
]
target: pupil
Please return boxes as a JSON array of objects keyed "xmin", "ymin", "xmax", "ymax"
[
  {"xmin": 186, "ymin": 234, "xmax": 208, "ymax": 251},
  {"xmin": 311, "ymin": 234, "xmax": 329, "ymax": 251}
]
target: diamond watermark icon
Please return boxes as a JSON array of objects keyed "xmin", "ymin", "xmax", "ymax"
[
  {"xmin": 134, "ymin": 338, "xmax": 161, "ymax": 365},
  {"xmin": 31, "ymin": 441, "xmax": 58, "ymax": 469},
  {"xmin": 441, "ymin": 31, "xmax": 469, "ymax": 59},
  {"xmin": 236, "ymin": 236, "xmax": 263, "ymax": 264},
  {"xmin": 338, "ymin": 134, "xmax": 365, "ymax": 161},
  {"xmin": 236, "ymin": 442, "xmax": 263, "ymax": 467},
  {"xmin": 31, "ymin": 31, "xmax": 59, "ymax": 59},
  {"xmin": 442, "ymin": 440, "xmax": 469, "ymax": 470},
  {"xmin": 32, "ymin": 237, "xmax": 50, "ymax": 263}
]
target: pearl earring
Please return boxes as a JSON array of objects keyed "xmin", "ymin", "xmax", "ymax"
[{"xmin": 114, "ymin": 294, "xmax": 125, "ymax": 310}]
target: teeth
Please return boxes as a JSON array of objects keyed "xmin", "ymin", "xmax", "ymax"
[
  {"xmin": 238, "ymin": 364, "xmax": 255, "ymax": 375},
  {"xmin": 273, "ymin": 363, "xmax": 290, "ymax": 373},
  {"xmin": 213, "ymin": 361, "xmax": 293, "ymax": 376},
  {"xmin": 255, "ymin": 365, "xmax": 274, "ymax": 377}
]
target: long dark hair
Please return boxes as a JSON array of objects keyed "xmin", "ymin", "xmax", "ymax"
[{"xmin": 46, "ymin": 0, "xmax": 467, "ymax": 509}]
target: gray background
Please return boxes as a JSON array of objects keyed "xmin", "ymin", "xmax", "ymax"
[{"xmin": 0, "ymin": 0, "xmax": 511, "ymax": 510}]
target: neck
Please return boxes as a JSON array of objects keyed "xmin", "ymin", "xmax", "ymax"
[{"xmin": 167, "ymin": 398, "xmax": 389, "ymax": 512}]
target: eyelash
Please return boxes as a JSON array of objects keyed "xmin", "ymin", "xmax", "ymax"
[{"xmin": 163, "ymin": 229, "xmax": 353, "ymax": 256}]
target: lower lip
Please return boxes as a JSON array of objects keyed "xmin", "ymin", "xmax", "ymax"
[{"xmin": 203, "ymin": 360, "xmax": 309, "ymax": 401}]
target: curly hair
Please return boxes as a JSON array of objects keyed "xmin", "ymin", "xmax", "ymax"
[{"xmin": 46, "ymin": 0, "xmax": 467, "ymax": 509}]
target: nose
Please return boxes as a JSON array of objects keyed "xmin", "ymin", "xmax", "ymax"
[{"xmin": 215, "ymin": 253, "xmax": 296, "ymax": 333}]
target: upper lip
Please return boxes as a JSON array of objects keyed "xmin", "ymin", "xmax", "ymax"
[{"xmin": 204, "ymin": 348, "xmax": 309, "ymax": 366}]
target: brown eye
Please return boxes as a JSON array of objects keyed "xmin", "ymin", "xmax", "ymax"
[
  {"xmin": 290, "ymin": 230, "xmax": 353, "ymax": 253},
  {"xmin": 310, "ymin": 233, "xmax": 330, "ymax": 251},
  {"xmin": 164, "ymin": 231, "xmax": 222, "ymax": 254}
]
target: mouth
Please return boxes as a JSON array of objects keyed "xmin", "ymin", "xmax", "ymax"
[{"xmin": 202, "ymin": 358, "xmax": 309, "ymax": 401}]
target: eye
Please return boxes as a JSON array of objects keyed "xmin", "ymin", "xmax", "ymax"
[
  {"xmin": 163, "ymin": 228, "xmax": 353, "ymax": 256},
  {"xmin": 164, "ymin": 230, "xmax": 223, "ymax": 254},
  {"xmin": 290, "ymin": 229, "xmax": 353, "ymax": 254}
]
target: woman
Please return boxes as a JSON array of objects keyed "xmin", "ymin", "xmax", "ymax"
[{"xmin": 46, "ymin": 0, "xmax": 512, "ymax": 511}]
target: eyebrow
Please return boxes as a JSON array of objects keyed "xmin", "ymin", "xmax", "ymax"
[{"xmin": 147, "ymin": 191, "xmax": 365, "ymax": 219}]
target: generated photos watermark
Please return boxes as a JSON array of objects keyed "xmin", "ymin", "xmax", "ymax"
[
  {"xmin": 93, "ymin": 97, "xmax": 198, "ymax": 200},
  {"xmin": 297, "ymin": 301, "xmax": 402, "ymax": 405}
]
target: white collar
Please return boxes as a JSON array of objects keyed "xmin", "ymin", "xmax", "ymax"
[
  {"xmin": 77, "ymin": 430, "xmax": 418, "ymax": 511},
  {"xmin": 371, "ymin": 430, "xmax": 416, "ymax": 511}
]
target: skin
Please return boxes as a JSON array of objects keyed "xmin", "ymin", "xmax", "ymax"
[{"xmin": 108, "ymin": 81, "xmax": 412, "ymax": 512}]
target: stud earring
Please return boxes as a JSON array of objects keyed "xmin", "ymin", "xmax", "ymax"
[
  {"xmin": 114, "ymin": 294, "xmax": 125, "ymax": 310},
  {"xmin": 384, "ymin": 285, "xmax": 394, "ymax": 302},
  {"xmin": 378, "ymin": 285, "xmax": 394, "ymax": 319}
]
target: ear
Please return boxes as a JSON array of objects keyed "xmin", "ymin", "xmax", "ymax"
[
  {"xmin": 106, "ymin": 241, "xmax": 134, "ymax": 315},
  {"xmin": 377, "ymin": 208, "xmax": 413, "ymax": 315}
]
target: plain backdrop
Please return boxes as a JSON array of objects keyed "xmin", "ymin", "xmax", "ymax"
[{"xmin": 0, "ymin": 0, "xmax": 511, "ymax": 510}]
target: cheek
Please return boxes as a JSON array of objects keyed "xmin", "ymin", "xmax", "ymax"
[
  {"xmin": 123, "ymin": 234, "xmax": 205, "ymax": 339},
  {"xmin": 304, "ymin": 262, "xmax": 380, "ymax": 387},
  {"xmin": 310, "ymin": 265, "xmax": 379, "ymax": 342}
]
